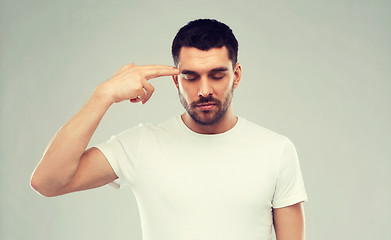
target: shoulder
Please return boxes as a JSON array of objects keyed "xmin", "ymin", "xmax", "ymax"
[
  {"xmin": 239, "ymin": 117, "xmax": 290, "ymax": 147},
  {"xmin": 114, "ymin": 116, "xmax": 178, "ymax": 141}
]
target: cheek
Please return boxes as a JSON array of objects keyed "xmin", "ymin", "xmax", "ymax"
[
  {"xmin": 218, "ymin": 79, "xmax": 234, "ymax": 96},
  {"xmin": 178, "ymin": 80, "xmax": 193, "ymax": 100}
]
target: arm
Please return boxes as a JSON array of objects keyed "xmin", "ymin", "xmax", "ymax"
[
  {"xmin": 30, "ymin": 64, "xmax": 179, "ymax": 197},
  {"xmin": 273, "ymin": 202, "xmax": 306, "ymax": 240}
]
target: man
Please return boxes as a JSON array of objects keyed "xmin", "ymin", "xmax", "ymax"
[{"xmin": 31, "ymin": 19, "xmax": 308, "ymax": 240}]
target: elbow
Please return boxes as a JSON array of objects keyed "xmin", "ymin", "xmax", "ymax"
[{"xmin": 30, "ymin": 174, "xmax": 59, "ymax": 197}]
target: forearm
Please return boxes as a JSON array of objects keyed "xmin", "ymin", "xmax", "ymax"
[{"xmin": 31, "ymin": 84, "xmax": 113, "ymax": 195}]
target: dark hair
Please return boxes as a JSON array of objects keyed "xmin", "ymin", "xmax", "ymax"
[{"xmin": 171, "ymin": 19, "xmax": 238, "ymax": 67}]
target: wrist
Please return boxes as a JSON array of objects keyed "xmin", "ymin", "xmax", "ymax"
[{"xmin": 90, "ymin": 82, "xmax": 116, "ymax": 107}]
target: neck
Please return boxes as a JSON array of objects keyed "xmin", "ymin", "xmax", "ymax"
[{"xmin": 181, "ymin": 105, "xmax": 238, "ymax": 134}]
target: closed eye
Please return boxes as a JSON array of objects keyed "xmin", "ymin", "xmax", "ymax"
[
  {"xmin": 210, "ymin": 74, "xmax": 225, "ymax": 80},
  {"xmin": 181, "ymin": 73, "xmax": 199, "ymax": 81}
]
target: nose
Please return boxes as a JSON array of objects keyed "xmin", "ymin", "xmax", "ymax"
[{"xmin": 198, "ymin": 77, "xmax": 213, "ymax": 97}]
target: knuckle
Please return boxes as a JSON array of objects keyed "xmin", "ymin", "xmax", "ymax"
[
  {"xmin": 137, "ymin": 88, "xmax": 144, "ymax": 94},
  {"xmin": 131, "ymin": 79, "xmax": 143, "ymax": 88}
]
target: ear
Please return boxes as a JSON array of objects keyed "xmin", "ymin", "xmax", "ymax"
[
  {"xmin": 172, "ymin": 75, "xmax": 179, "ymax": 89},
  {"xmin": 233, "ymin": 63, "xmax": 242, "ymax": 89}
]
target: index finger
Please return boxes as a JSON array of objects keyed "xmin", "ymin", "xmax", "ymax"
[{"xmin": 142, "ymin": 65, "xmax": 180, "ymax": 80}]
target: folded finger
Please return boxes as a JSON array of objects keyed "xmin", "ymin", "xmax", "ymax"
[
  {"xmin": 129, "ymin": 88, "xmax": 145, "ymax": 103},
  {"xmin": 141, "ymin": 81, "xmax": 155, "ymax": 104}
]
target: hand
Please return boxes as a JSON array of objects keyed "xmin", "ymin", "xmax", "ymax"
[{"xmin": 101, "ymin": 63, "xmax": 179, "ymax": 104}]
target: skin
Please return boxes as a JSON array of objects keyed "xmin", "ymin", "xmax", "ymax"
[
  {"xmin": 273, "ymin": 202, "xmax": 306, "ymax": 240},
  {"xmin": 30, "ymin": 46, "xmax": 305, "ymax": 239},
  {"xmin": 173, "ymin": 46, "xmax": 241, "ymax": 134}
]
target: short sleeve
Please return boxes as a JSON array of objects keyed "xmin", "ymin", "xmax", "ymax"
[
  {"xmin": 272, "ymin": 138, "xmax": 308, "ymax": 208},
  {"xmin": 94, "ymin": 126, "xmax": 144, "ymax": 190}
]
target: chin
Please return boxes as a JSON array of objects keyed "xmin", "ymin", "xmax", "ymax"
[{"xmin": 190, "ymin": 110, "xmax": 225, "ymax": 126}]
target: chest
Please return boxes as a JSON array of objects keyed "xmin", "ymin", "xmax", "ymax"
[{"xmin": 133, "ymin": 140, "xmax": 278, "ymax": 213}]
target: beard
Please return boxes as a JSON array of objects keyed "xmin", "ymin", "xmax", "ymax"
[{"xmin": 178, "ymin": 84, "xmax": 234, "ymax": 126}]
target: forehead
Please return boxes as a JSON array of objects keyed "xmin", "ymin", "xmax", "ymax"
[{"xmin": 178, "ymin": 46, "xmax": 232, "ymax": 72}]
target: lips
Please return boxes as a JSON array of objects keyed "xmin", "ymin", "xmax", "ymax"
[{"xmin": 196, "ymin": 103, "xmax": 217, "ymax": 111}]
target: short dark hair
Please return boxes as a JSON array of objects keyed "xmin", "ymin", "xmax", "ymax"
[{"xmin": 171, "ymin": 19, "xmax": 238, "ymax": 67}]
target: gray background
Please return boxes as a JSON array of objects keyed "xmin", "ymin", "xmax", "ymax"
[{"xmin": 1, "ymin": 0, "xmax": 390, "ymax": 239}]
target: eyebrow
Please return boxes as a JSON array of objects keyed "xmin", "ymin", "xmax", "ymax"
[
  {"xmin": 181, "ymin": 67, "xmax": 229, "ymax": 75},
  {"xmin": 210, "ymin": 67, "xmax": 229, "ymax": 73},
  {"xmin": 180, "ymin": 70, "xmax": 198, "ymax": 75}
]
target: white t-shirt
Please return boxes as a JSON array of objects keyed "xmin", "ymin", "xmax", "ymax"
[{"xmin": 95, "ymin": 116, "xmax": 308, "ymax": 240}]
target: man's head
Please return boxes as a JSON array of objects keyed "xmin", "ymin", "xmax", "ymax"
[
  {"xmin": 171, "ymin": 19, "xmax": 241, "ymax": 126},
  {"xmin": 172, "ymin": 19, "xmax": 238, "ymax": 68}
]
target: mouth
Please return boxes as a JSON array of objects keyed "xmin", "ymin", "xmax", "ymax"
[{"xmin": 196, "ymin": 103, "xmax": 217, "ymax": 111}]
